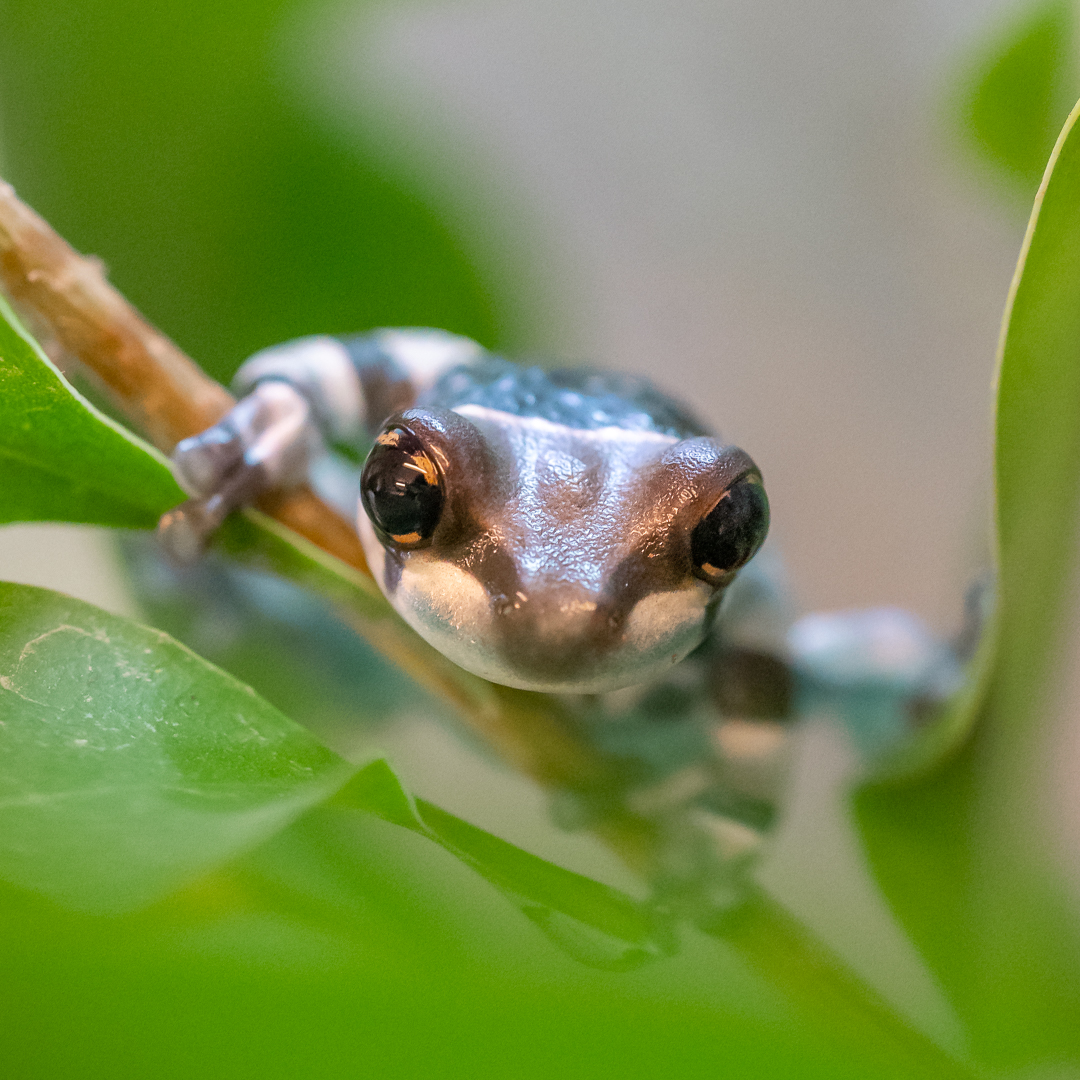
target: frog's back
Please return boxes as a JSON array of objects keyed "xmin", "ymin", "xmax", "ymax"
[{"xmin": 423, "ymin": 357, "xmax": 711, "ymax": 440}]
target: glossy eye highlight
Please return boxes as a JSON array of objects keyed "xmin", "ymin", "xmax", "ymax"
[
  {"xmin": 361, "ymin": 426, "xmax": 445, "ymax": 546},
  {"xmin": 691, "ymin": 473, "xmax": 769, "ymax": 582}
]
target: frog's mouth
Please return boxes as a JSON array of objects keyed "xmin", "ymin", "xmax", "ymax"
[
  {"xmin": 361, "ymin": 513, "xmax": 718, "ymax": 692},
  {"xmin": 484, "ymin": 580, "xmax": 717, "ymax": 692},
  {"xmin": 400, "ymin": 569, "xmax": 714, "ymax": 693}
]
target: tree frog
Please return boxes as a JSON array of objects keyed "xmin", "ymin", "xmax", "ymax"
[
  {"xmin": 154, "ymin": 327, "xmax": 971, "ymax": 913},
  {"xmin": 161, "ymin": 329, "xmax": 771, "ymax": 695}
]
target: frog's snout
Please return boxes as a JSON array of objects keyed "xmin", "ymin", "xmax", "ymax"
[
  {"xmin": 483, "ymin": 576, "xmax": 714, "ymax": 693},
  {"xmin": 490, "ymin": 582, "xmax": 608, "ymax": 675}
]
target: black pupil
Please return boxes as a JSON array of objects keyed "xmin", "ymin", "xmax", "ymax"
[
  {"xmin": 361, "ymin": 427, "xmax": 444, "ymax": 544},
  {"xmin": 691, "ymin": 476, "xmax": 769, "ymax": 577}
]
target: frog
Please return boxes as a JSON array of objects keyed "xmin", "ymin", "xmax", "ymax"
[
  {"xmin": 160, "ymin": 328, "xmax": 772, "ymax": 695},
  {"xmin": 154, "ymin": 326, "xmax": 970, "ymax": 916}
]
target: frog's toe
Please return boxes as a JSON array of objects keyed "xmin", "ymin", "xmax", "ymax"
[
  {"xmin": 158, "ymin": 500, "xmax": 221, "ymax": 564},
  {"xmin": 788, "ymin": 607, "xmax": 958, "ymax": 696},
  {"xmin": 787, "ymin": 607, "xmax": 964, "ymax": 760},
  {"xmin": 172, "ymin": 423, "xmax": 246, "ymax": 498}
]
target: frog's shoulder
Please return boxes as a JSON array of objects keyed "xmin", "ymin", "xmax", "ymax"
[{"xmin": 421, "ymin": 356, "xmax": 711, "ymax": 439}]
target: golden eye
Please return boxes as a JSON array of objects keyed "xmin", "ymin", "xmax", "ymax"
[
  {"xmin": 361, "ymin": 426, "xmax": 445, "ymax": 548},
  {"xmin": 691, "ymin": 474, "xmax": 769, "ymax": 581}
]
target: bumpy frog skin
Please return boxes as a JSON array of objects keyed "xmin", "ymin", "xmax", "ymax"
[{"xmin": 164, "ymin": 330, "xmax": 769, "ymax": 693}]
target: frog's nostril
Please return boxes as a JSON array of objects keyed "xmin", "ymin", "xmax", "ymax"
[
  {"xmin": 491, "ymin": 589, "xmax": 532, "ymax": 618},
  {"xmin": 498, "ymin": 585, "xmax": 599, "ymax": 625}
]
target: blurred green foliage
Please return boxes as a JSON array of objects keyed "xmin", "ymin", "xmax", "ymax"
[
  {"xmin": 856, "ymin": 93, "xmax": 1080, "ymax": 1068},
  {"xmin": 0, "ymin": 0, "xmax": 516, "ymax": 384},
  {"xmin": 5, "ymin": 0, "xmax": 1080, "ymax": 1075},
  {"xmin": 0, "ymin": 809, "xmax": 920, "ymax": 1080},
  {"xmin": 952, "ymin": 0, "xmax": 1078, "ymax": 199}
]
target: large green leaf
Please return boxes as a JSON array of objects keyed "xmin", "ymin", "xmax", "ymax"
[
  {"xmin": 0, "ymin": 582, "xmax": 354, "ymax": 911},
  {"xmin": 0, "ymin": 295, "xmax": 184, "ymax": 527},
  {"xmin": 0, "ymin": 581, "xmax": 680, "ymax": 971},
  {"xmin": 855, "ymin": 97, "xmax": 1080, "ymax": 1066}
]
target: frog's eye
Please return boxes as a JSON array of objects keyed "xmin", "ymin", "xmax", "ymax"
[
  {"xmin": 361, "ymin": 425, "xmax": 445, "ymax": 547},
  {"xmin": 690, "ymin": 473, "xmax": 769, "ymax": 583}
]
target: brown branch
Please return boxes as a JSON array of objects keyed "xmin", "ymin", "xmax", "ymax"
[{"xmin": 0, "ymin": 181, "xmax": 369, "ymax": 574}]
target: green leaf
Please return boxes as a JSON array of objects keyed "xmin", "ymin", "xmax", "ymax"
[
  {"xmin": 855, "ymin": 98, "xmax": 1080, "ymax": 1065},
  {"xmin": 0, "ymin": 295, "xmax": 185, "ymax": 527},
  {"xmin": 339, "ymin": 759, "xmax": 675, "ymax": 970},
  {"xmin": 991, "ymin": 109, "xmax": 1080, "ymax": 774},
  {"xmin": 0, "ymin": 581, "xmax": 672, "ymax": 970},
  {"xmin": 951, "ymin": 0, "xmax": 1078, "ymax": 198},
  {"xmin": 0, "ymin": 812, "xmax": 934, "ymax": 1080},
  {"xmin": 0, "ymin": 582, "xmax": 354, "ymax": 911}
]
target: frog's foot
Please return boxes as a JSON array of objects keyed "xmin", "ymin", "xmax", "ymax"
[
  {"xmin": 788, "ymin": 607, "xmax": 964, "ymax": 760},
  {"xmin": 158, "ymin": 381, "xmax": 319, "ymax": 562}
]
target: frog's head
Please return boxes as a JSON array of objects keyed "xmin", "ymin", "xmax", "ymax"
[{"xmin": 357, "ymin": 405, "xmax": 769, "ymax": 693}]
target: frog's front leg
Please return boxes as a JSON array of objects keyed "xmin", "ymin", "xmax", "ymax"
[
  {"xmin": 158, "ymin": 330, "xmax": 484, "ymax": 560},
  {"xmin": 159, "ymin": 379, "xmax": 320, "ymax": 561}
]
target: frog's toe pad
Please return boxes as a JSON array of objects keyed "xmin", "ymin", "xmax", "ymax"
[
  {"xmin": 173, "ymin": 426, "xmax": 245, "ymax": 498},
  {"xmin": 157, "ymin": 499, "xmax": 228, "ymax": 564}
]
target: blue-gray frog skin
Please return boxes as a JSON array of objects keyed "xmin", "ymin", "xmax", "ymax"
[{"xmin": 164, "ymin": 329, "xmax": 770, "ymax": 694}]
